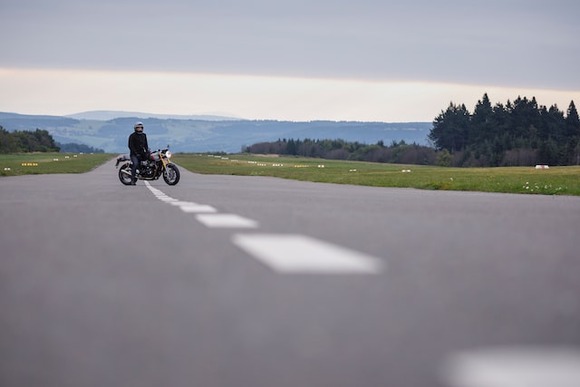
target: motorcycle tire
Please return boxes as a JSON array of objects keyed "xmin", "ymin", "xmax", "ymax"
[
  {"xmin": 163, "ymin": 163, "xmax": 180, "ymax": 185},
  {"xmin": 118, "ymin": 164, "xmax": 134, "ymax": 185}
]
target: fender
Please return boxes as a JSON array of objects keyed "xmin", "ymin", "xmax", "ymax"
[{"xmin": 115, "ymin": 154, "xmax": 130, "ymax": 167}]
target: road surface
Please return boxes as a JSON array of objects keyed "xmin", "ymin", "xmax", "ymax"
[{"xmin": 1, "ymin": 159, "xmax": 579, "ymax": 387}]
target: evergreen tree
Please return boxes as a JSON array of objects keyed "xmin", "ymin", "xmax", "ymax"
[
  {"xmin": 510, "ymin": 96, "xmax": 542, "ymax": 139},
  {"xmin": 543, "ymin": 105, "xmax": 566, "ymax": 144},
  {"xmin": 429, "ymin": 102, "xmax": 470, "ymax": 151},
  {"xmin": 492, "ymin": 102, "xmax": 510, "ymax": 137},
  {"xmin": 286, "ymin": 139, "xmax": 297, "ymax": 155},
  {"xmin": 565, "ymin": 101, "xmax": 580, "ymax": 164},
  {"xmin": 470, "ymin": 93, "xmax": 495, "ymax": 145},
  {"xmin": 565, "ymin": 101, "xmax": 580, "ymax": 137}
]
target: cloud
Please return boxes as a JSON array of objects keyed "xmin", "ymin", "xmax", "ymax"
[
  {"xmin": 1, "ymin": 0, "xmax": 579, "ymax": 122},
  {"xmin": 1, "ymin": 0, "xmax": 579, "ymax": 90}
]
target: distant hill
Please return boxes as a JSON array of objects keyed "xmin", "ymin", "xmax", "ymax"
[
  {"xmin": 0, "ymin": 112, "xmax": 79, "ymax": 128},
  {"xmin": 65, "ymin": 110, "xmax": 240, "ymax": 121},
  {"xmin": 0, "ymin": 111, "xmax": 433, "ymax": 153}
]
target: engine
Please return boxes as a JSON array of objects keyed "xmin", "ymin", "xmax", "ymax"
[{"xmin": 140, "ymin": 160, "xmax": 156, "ymax": 178}]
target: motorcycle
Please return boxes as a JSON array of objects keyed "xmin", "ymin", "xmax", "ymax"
[{"xmin": 116, "ymin": 148, "xmax": 180, "ymax": 186}]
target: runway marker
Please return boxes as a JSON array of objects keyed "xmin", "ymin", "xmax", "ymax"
[
  {"xmin": 441, "ymin": 346, "xmax": 580, "ymax": 387},
  {"xmin": 179, "ymin": 204, "xmax": 217, "ymax": 213},
  {"xmin": 144, "ymin": 183, "xmax": 385, "ymax": 274},
  {"xmin": 232, "ymin": 234, "xmax": 384, "ymax": 274},
  {"xmin": 168, "ymin": 201, "xmax": 197, "ymax": 206},
  {"xmin": 159, "ymin": 197, "xmax": 179, "ymax": 202},
  {"xmin": 197, "ymin": 214, "xmax": 258, "ymax": 228},
  {"xmin": 145, "ymin": 182, "xmax": 218, "ymax": 215}
]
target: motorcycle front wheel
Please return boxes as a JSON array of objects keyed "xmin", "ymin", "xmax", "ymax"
[
  {"xmin": 118, "ymin": 164, "xmax": 133, "ymax": 185},
  {"xmin": 163, "ymin": 163, "xmax": 180, "ymax": 185}
]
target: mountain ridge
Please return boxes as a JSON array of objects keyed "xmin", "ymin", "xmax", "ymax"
[
  {"xmin": 65, "ymin": 110, "xmax": 241, "ymax": 121},
  {"xmin": 0, "ymin": 111, "xmax": 433, "ymax": 153}
]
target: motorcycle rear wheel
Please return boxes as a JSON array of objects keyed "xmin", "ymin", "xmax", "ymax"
[
  {"xmin": 118, "ymin": 164, "xmax": 133, "ymax": 185},
  {"xmin": 163, "ymin": 164, "xmax": 180, "ymax": 185}
]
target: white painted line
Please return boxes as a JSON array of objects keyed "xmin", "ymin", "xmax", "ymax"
[
  {"xmin": 180, "ymin": 204, "xmax": 217, "ymax": 213},
  {"xmin": 144, "ymin": 182, "xmax": 160, "ymax": 193},
  {"xmin": 145, "ymin": 182, "xmax": 209, "ymax": 210},
  {"xmin": 231, "ymin": 234, "xmax": 384, "ymax": 274},
  {"xmin": 168, "ymin": 201, "xmax": 198, "ymax": 206},
  {"xmin": 159, "ymin": 197, "xmax": 179, "ymax": 202},
  {"xmin": 441, "ymin": 346, "xmax": 580, "ymax": 387},
  {"xmin": 197, "ymin": 214, "xmax": 258, "ymax": 228}
]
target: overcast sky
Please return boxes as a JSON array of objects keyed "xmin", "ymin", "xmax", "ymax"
[{"xmin": 1, "ymin": 0, "xmax": 579, "ymax": 121}]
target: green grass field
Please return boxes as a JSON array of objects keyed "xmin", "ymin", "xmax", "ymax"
[
  {"xmin": 0, "ymin": 153, "xmax": 113, "ymax": 176},
  {"xmin": 2, "ymin": 152, "xmax": 579, "ymax": 196},
  {"xmin": 173, "ymin": 153, "xmax": 580, "ymax": 196}
]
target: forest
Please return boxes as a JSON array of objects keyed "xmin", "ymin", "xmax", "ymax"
[
  {"xmin": 245, "ymin": 94, "xmax": 580, "ymax": 167},
  {"xmin": 0, "ymin": 127, "xmax": 60, "ymax": 153},
  {"xmin": 0, "ymin": 126, "xmax": 104, "ymax": 154},
  {"xmin": 244, "ymin": 138, "xmax": 437, "ymax": 165},
  {"xmin": 429, "ymin": 94, "xmax": 580, "ymax": 167}
]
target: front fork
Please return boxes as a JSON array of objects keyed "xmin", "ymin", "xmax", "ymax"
[{"xmin": 161, "ymin": 157, "xmax": 171, "ymax": 175}]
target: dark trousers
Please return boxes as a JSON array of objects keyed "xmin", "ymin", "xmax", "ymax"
[{"xmin": 130, "ymin": 154, "xmax": 140, "ymax": 182}]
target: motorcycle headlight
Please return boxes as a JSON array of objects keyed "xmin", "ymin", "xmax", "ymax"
[{"xmin": 165, "ymin": 151, "xmax": 172, "ymax": 159}]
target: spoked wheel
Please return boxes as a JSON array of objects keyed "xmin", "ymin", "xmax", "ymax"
[
  {"xmin": 163, "ymin": 164, "xmax": 180, "ymax": 185},
  {"xmin": 118, "ymin": 164, "xmax": 133, "ymax": 185}
]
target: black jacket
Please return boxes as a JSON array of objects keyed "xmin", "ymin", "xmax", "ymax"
[{"xmin": 128, "ymin": 132, "xmax": 149, "ymax": 158}]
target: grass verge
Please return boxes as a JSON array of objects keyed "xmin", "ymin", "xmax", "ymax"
[
  {"xmin": 0, "ymin": 153, "xmax": 114, "ymax": 176},
  {"xmin": 173, "ymin": 153, "xmax": 580, "ymax": 196}
]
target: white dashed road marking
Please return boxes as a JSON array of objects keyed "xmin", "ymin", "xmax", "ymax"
[
  {"xmin": 146, "ymin": 182, "xmax": 385, "ymax": 275},
  {"xmin": 232, "ymin": 234, "xmax": 384, "ymax": 274},
  {"xmin": 197, "ymin": 214, "xmax": 259, "ymax": 228},
  {"xmin": 441, "ymin": 346, "xmax": 580, "ymax": 387},
  {"xmin": 167, "ymin": 201, "xmax": 217, "ymax": 213},
  {"xmin": 179, "ymin": 204, "xmax": 218, "ymax": 213},
  {"xmin": 145, "ymin": 182, "xmax": 217, "ymax": 214},
  {"xmin": 145, "ymin": 182, "xmax": 248, "ymax": 221}
]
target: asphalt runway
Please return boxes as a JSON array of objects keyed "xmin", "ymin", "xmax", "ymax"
[{"xmin": 1, "ymin": 159, "xmax": 579, "ymax": 387}]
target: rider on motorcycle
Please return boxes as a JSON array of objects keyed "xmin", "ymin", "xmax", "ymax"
[{"xmin": 128, "ymin": 121, "xmax": 149, "ymax": 185}]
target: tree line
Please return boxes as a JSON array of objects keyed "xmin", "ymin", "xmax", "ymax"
[
  {"xmin": 0, "ymin": 126, "xmax": 60, "ymax": 153},
  {"xmin": 244, "ymin": 138, "xmax": 438, "ymax": 165},
  {"xmin": 429, "ymin": 94, "xmax": 580, "ymax": 166},
  {"xmin": 58, "ymin": 142, "xmax": 105, "ymax": 153},
  {"xmin": 245, "ymin": 94, "xmax": 580, "ymax": 167}
]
